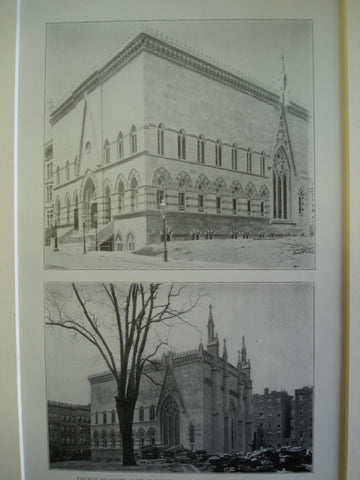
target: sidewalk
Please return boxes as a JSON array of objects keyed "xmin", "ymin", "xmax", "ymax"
[{"xmin": 45, "ymin": 236, "xmax": 314, "ymax": 270}]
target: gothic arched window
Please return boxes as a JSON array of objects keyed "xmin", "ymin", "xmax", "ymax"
[
  {"xmin": 149, "ymin": 405, "xmax": 155, "ymax": 421},
  {"xmin": 157, "ymin": 123, "xmax": 165, "ymax": 155},
  {"xmin": 93, "ymin": 431, "xmax": 99, "ymax": 448},
  {"xmin": 65, "ymin": 196, "xmax": 70, "ymax": 223},
  {"xmin": 110, "ymin": 430, "xmax": 116, "ymax": 448},
  {"xmin": 139, "ymin": 406, "xmax": 144, "ymax": 422},
  {"xmin": 273, "ymin": 148, "xmax": 289, "ymax": 220},
  {"xmin": 215, "ymin": 139, "xmax": 222, "ymax": 167},
  {"xmin": 130, "ymin": 177, "xmax": 138, "ymax": 212},
  {"xmin": 161, "ymin": 396, "xmax": 180, "ymax": 446},
  {"xmin": 104, "ymin": 185, "xmax": 111, "ymax": 223},
  {"xmin": 130, "ymin": 125, "xmax": 137, "ymax": 154},
  {"xmin": 260, "ymin": 152, "xmax": 266, "ymax": 176},
  {"xmin": 178, "ymin": 129, "xmax": 186, "ymax": 160},
  {"xmin": 232, "ymin": 144, "xmax": 238, "ymax": 170},
  {"xmin": 247, "ymin": 148, "xmax": 252, "ymax": 173},
  {"xmin": 118, "ymin": 181, "xmax": 125, "ymax": 213},
  {"xmin": 117, "ymin": 132, "xmax": 124, "ymax": 159},
  {"xmin": 197, "ymin": 134, "xmax": 205, "ymax": 163}
]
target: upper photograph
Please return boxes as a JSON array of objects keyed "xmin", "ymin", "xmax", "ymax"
[{"xmin": 44, "ymin": 20, "xmax": 314, "ymax": 269}]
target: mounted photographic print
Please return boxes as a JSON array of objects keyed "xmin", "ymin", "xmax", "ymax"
[
  {"xmin": 45, "ymin": 282, "xmax": 314, "ymax": 473},
  {"xmin": 44, "ymin": 20, "xmax": 314, "ymax": 270}
]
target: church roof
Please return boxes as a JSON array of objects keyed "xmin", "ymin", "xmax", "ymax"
[{"xmin": 50, "ymin": 28, "xmax": 309, "ymax": 125}]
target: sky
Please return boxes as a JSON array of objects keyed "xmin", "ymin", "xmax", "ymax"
[
  {"xmin": 45, "ymin": 20, "xmax": 313, "ymax": 113},
  {"xmin": 45, "ymin": 282, "xmax": 313, "ymax": 404}
]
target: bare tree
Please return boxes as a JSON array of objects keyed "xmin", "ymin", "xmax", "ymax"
[{"xmin": 46, "ymin": 282, "xmax": 201, "ymax": 466}]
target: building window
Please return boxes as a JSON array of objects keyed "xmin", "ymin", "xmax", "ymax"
[
  {"xmin": 127, "ymin": 232, "xmax": 136, "ymax": 251},
  {"xmin": 247, "ymin": 148, "xmax": 252, "ymax": 173},
  {"xmin": 110, "ymin": 431, "xmax": 116, "ymax": 448},
  {"xmin": 103, "ymin": 411, "xmax": 107, "ymax": 425},
  {"xmin": 157, "ymin": 123, "xmax": 164, "ymax": 155},
  {"xmin": 232, "ymin": 145, "xmax": 238, "ymax": 170},
  {"xmin": 116, "ymin": 234, "xmax": 123, "ymax": 252},
  {"xmin": 104, "ymin": 139, "xmax": 110, "ymax": 164},
  {"xmin": 117, "ymin": 132, "xmax": 123, "ymax": 159},
  {"xmin": 178, "ymin": 129, "xmax": 186, "ymax": 160},
  {"xmin": 178, "ymin": 192, "xmax": 185, "ymax": 211},
  {"xmin": 66, "ymin": 197, "xmax": 70, "ymax": 223},
  {"xmin": 130, "ymin": 125, "xmax": 137, "ymax": 154},
  {"xmin": 197, "ymin": 135, "xmax": 205, "ymax": 163},
  {"xmin": 102, "ymin": 430, "xmax": 108, "ymax": 448},
  {"xmin": 111, "ymin": 410, "xmax": 116, "ymax": 424},
  {"xmin": 56, "ymin": 167, "xmax": 60, "ymax": 185},
  {"xmin": 261, "ymin": 201, "xmax": 264, "ymax": 216},
  {"xmin": 215, "ymin": 140, "xmax": 222, "ymax": 167},
  {"xmin": 198, "ymin": 194, "xmax": 204, "ymax": 212},
  {"xmin": 118, "ymin": 181, "xmax": 125, "ymax": 213},
  {"xmin": 46, "ymin": 186, "xmax": 53, "ymax": 202},
  {"xmin": 216, "ymin": 196, "xmax": 221, "ymax": 213},
  {"xmin": 156, "ymin": 189, "xmax": 164, "ymax": 208},
  {"xmin": 273, "ymin": 148, "xmax": 289, "ymax": 220},
  {"xmin": 247, "ymin": 200, "xmax": 252, "ymax": 216},
  {"xmin": 161, "ymin": 396, "xmax": 180, "ymax": 446},
  {"xmin": 95, "ymin": 412, "xmax": 98, "ymax": 425},
  {"xmin": 139, "ymin": 407, "xmax": 144, "ymax": 422},
  {"xmin": 260, "ymin": 152, "xmax": 266, "ymax": 176},
  {"xmin": 47, "ymin": 163, "xmax": 53, "ymax": 179},
  {"xmin": 232, "ymin": 198, "xmax": 237, "ymax": 214},
  {"xmin": 104, "ymin": 185, "xmax": 111, "ymax": 223},
  {"xmin": 149, "ymin": 405, "xmax": 155, "ymax": 421},
  {"xmin": 130, "ymin": 177, "xmax": 138, "ymax": 212}
]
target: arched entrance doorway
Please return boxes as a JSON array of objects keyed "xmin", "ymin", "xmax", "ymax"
[
  {"xmin": 161, "ymin": 396, "xmax": 180, "ymax": 446},
  {"xmin": 83, "ymin": 178, "xmax": 97, "ymax": 227},
  {"xmin": 273, "ymin": 148, "xmax": 290, "ymax": 220}
]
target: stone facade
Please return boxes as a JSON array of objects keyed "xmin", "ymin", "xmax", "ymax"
[
  {"xmin": 46, "ymin": 29, "xmax": 312, "ymax": 252},
  {"xmin": 88, "ymin": 305, "xmax": 252, "ymax": 461}
]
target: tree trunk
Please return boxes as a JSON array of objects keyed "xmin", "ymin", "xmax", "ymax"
[{"xmin": 116, "ymin": 400, "xmax": 137, "ymax": 466}]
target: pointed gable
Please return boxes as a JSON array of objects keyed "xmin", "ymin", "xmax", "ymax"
[{"xmin": 271, "ymin": 104, "xmax": 296, "ymax": 175}]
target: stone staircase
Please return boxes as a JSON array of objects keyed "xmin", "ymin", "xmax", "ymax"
[{"xmin": 97, "ymin": 221, "xmax": 114, "ymax": 249}]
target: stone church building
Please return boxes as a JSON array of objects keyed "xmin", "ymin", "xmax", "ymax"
[
  {"xmin": 88, "ymin": 305, "xmax": 253, "ymax": 460},
  {"xmin": 46, "ymin": 28, "xmax": 312, "ymax": 252}
]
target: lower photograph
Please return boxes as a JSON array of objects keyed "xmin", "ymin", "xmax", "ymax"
[{"xmin": 45, "ymin": 282, "xmax": 314, "ymax": 474}]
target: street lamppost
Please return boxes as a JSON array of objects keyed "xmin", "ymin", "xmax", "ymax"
[
  {"xmin": 160, "ymin": 198, "xmax": 168, "ymax": 262},
  {"xmin": 82, "ymin": 213, "xmax": 86, "ymax": 255},
  {"xmin": 94, "ymin": 213, "xmax": 98, "ymax": 251},
  {"xmin": 53, "ymin": 220, "xmax": 59, "ymax": 252}
]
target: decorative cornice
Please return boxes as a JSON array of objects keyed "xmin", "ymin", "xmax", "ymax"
[{"xmin": 50, "ymin": 31, "xmax": 310, "ymax": 126}]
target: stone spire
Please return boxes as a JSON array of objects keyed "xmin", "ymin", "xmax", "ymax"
[
  {"xmin": 280, "ymin": 54, "xmax": 289, "ymax": 106},
  {"xmin": 207, "ymin": 303, "xmax": 215, "ymax": 343},
  {"xmin": 241, "ymin": 336, "xmax": 247, "ymax": 364},
  {"xmin": 207, "ymin": 304, "xmax": 219, "ymax": 359},
  {"xmin": 223, "ymin": 338, "xmax": 228, "ymax": 360}
]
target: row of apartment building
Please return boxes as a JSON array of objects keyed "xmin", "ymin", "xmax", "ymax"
[{"xmin": 253, "ymin": 386, "xmax": 313, "ymax": 449}]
